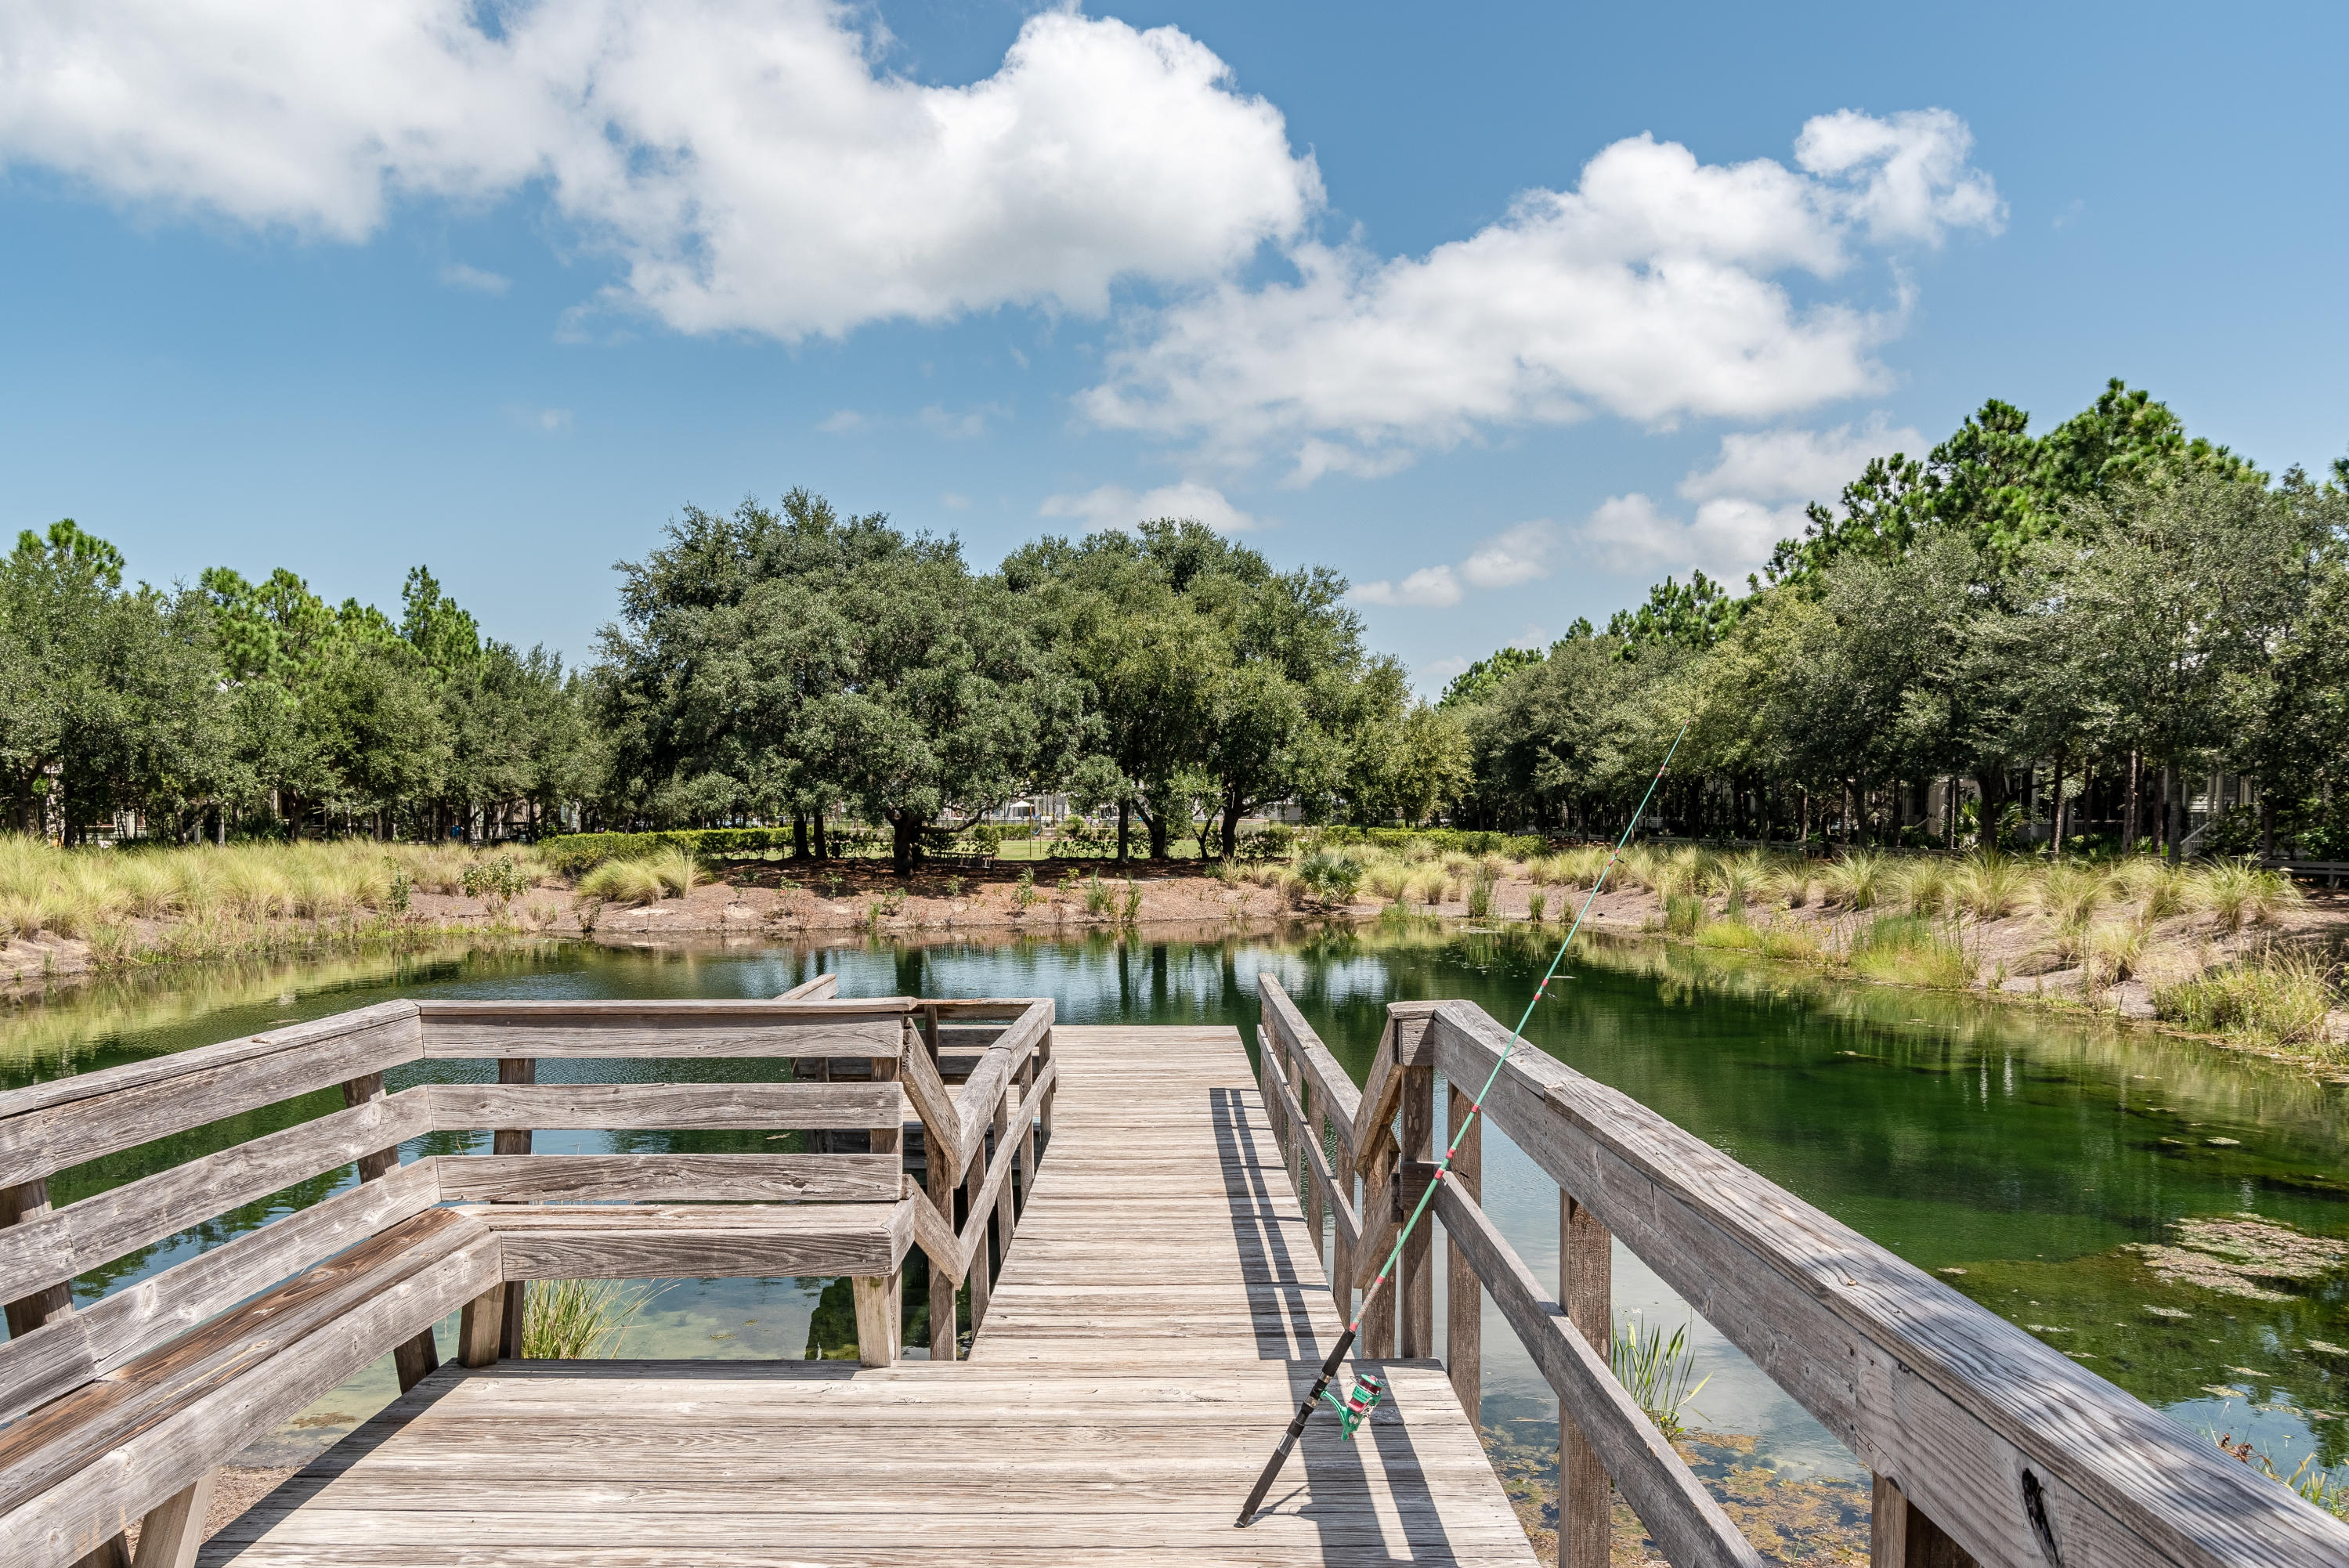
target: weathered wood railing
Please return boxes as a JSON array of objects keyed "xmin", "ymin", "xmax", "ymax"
[
  {"xmin": 0, "ymin": 983, "xmax": 1052, "ymax": 1568},
  {"xmin": 1254, "ymin": 974, "xmax": 2349, "ymax": 1568}
]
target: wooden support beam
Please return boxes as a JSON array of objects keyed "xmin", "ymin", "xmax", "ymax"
[
  {"xmin": 130, "ymin": 1468, "xmax": 216, "ymax": 1568},
  {"xmin": 70, "ymin": 1540, "xmax": 130, "ymax": 1568},
  {"xmin": 1446, "ymin": 1081, "xmax": 1481, "ymax": 1422},
  {"xmin": 492, "ymin": 1057, "xmax": 534, "ymax": 1360},
  {"xmin": 990, "ymin": 1077, "xmax": 1014, "ymax": 1262},
  {"xmin": 1561, "ymin": 1194, "xmax": 1612, "ymax": 1568},
  {"xmin": 1398, "ymin": 1063, "xmax": 1434, "ymax": 1359},
  {"xmin": 340, "ymin": 1074, "xmax": 438, "ymax": 1393},
  {"xmin": 1873, "ymin": 1475, "xmax": 1980, "ymax": 1568},
  {"xmin": 1356, "ymin": 1126, "xmax": 1397, "ymax": 1357},
  {"xmin": 920, "ymin": 1023, "xmax": 959, "ymax": 1363},
  {"xmin": 2, "ymin": 1176, "xmax": 74, "ymax": 1337},
  {"xmin": 963, "ymin": 1109, "xmax": 992, "ymax": 1331},
  {"xmin": 853, "ymin": 1272, "xmax": 899, "ymax": 1368},
  {"xmin": 458, "ymin": 1280, "xmax": 506, "ymax": 1368}
]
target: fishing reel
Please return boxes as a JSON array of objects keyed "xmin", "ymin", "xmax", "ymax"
[{"xmin": 1318, "ymin": 1370, "xmax": 1387, "ymax": 1440}]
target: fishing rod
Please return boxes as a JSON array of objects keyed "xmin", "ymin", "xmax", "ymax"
[{"xmin": 1235, "ymin": 721, "xmax": 1690, "ymax": 1527}]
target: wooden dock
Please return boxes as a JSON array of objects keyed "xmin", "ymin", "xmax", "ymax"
[
  {"xmin": 14, "ymin": 985, "xmax": 2344, "ymax": 1568},
  {"xmin": 196, "ymin": 1024, "xmax": 1535, "ymax": 1564}
]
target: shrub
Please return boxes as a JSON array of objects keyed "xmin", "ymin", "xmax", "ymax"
[
  {"xmin": 970, "ymin": 825, "xmax": 1002, "ymax": 856},
  {"xmin": 1297, "ymin": 849, "xmax": 1366, "ymax": 905}
]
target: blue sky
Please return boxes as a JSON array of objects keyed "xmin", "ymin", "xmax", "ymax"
[{"xmin": 2, "ymin": 1, "xmax": 2343, "ymax": 692}]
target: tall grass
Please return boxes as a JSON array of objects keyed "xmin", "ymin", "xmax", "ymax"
[
  {"xmin": 1610, "ymin": 1311, "xmax": 1710, "ymax": 1440},
  {"xmin": 576, "ymin": 850, "xmax": 699, "ymax": 906},
  {"xmin": 0, "ymin": 834, "xmax": 550, "ymax": 948},
  {"xmin": 1953, "ymin": 849, "xmax": 2028, "ymax": 919},
  {"xmin": 2185, "ymin": 860, "xmax": 2301, "ymax": 934},
  {"xmin": 1816, "ymin": 851, "xmax": 1886, "ymax": 910},
  {"xmin": 1848, "ymin": 914, "xmax": 1975, "ymax": 989},
  {"xmin": 522, "ymin": 1278, "xmax": 663, "ymax": 1359},
  {"xmin": 2153, "ymin": 950, "xmax": 2337, "ymax": 1052}
]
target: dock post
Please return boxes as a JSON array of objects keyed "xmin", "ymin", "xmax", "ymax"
[
  {"xmin": 1398, "ymin": 1064, "xmax": 1434, "ymax": 1358},
  {"xmin": 1445, "ymin": 1080, "xmax": 1482, "ymax": 1420},
  {"xmin": 1559, "ymin": 1194, "xmax": 1611, "ymax": 1568},
  {"xmin": 342, "ymin": 1071, "xmax": 440, "ymax": 1392},
  {"xmin": 492, "ymin": 1057, "xmax": 535, "ymax": 1359},
  {"xmin": 854, "ymin": 1274, "xmax": 902, "ymax": 1367},
  {"xmin": 1871, "ymin": 1475, "xmax": 1979, "ymax": 1568}
]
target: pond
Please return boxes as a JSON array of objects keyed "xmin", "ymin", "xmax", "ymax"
[{"xmin": 5, "ymin": 921, "xmax": 2345, "ymax": 1502}]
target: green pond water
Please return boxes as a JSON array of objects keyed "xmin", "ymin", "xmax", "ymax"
[{"xmin": 5, "ymin": 923, "xmax": 2345, "ymax": 1487}]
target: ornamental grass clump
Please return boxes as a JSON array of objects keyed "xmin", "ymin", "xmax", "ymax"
[
  {"xmin": 1953, "ymin": 849, "xmax": 2027, "ymax": 919},
  {"xmin": 1848, "ymin": 914, "xmax": 1975, "ymax": 990},
  {"xmin": 2153, "ymin": 950, "xmax": 2337, "ymax": 1053},
  {"xmin": 1465, "ymin": 868, "xmax": 1498, "ymax": 919},
  {"xmin": 2185, "ymin": 859, "xmax": 2301, "ymax": 934},
  {"xmin": 522, "ymin": 1278, "xmax": 664, "ymax": 1360},
  {"xmin": 2112, "ymin": 856, "xmax": 2187, "ymax": 921},
  {"xmin": 1816, "ymin": 851, "xmax": 1885, "ymax": 911}
]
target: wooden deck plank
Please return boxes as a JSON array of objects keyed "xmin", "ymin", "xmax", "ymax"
[{"xmin": 202, "ymin": 1023, "xmax": 1533, "ymax": 1566}]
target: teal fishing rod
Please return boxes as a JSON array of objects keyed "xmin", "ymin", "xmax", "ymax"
[{"xmin": 1236, "ymin": 721, "xmax": 1690, "ymax": 1527}]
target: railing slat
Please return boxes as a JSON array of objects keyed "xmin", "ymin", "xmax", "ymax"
[
  {"xmin": 0, "ymin": 1004, "xmax": 423, "ymax": 1190},
  {"xmin": 1561, "ymin": 1193, "xmax": 1612, "ymax": 1568},
  {"xmin": 434, "ymin": 1153, "xmax": 903, "ymax": 1204},
  {"xmin": 1445, "ymin": 1080, "xmax": 1481, "ymax": 1422},
  {"xmin": 428, "ymin": 1082, "xmax": 904, "ymax": 1133},
  {"xmin": 0, "ymin": 1089, "xmax": 434, "ymax": 1310}
]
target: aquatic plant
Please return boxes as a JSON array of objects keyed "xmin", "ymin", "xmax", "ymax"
[
  {"xmin": 1527, "ymin": 891, "xmax": 1548, "ymax": 924},
  {"xmin": 1664, "ymin": 894, "xmax": 1704, "ymax": 938},
  {"xmin": 1466, "ymin": 868, "xmax": 1498, "ymax": 919},
  {"xmin": 1848, "ymin": 915, "xmax": 1975, "ymax": 989},
  {"xmin": 1610, "ymin": 1310, "xmax": 1710, "ymax": 1440},
  {"xmin": 523, "ymin": 1278, "xmax": 664, "ymax": 1359}
]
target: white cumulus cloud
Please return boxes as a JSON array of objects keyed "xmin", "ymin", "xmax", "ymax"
[
  {"xmin": 1459, "ymin": 520, "xmax": 1560, "ymax": 590},
  {"xmin": 1083, "ymin": 110, "xmax": 2000, "ymax": 481},
  {"xmin": 1563, "ymin": 414, "xmax": 1924, "ymax": 583},
  {"xmin": 0, "ymin": 2, "xmax": 1321, "ymax": 340},
  {"xmin": 1039, "ymin": 480, "xmax": 1259, "ymax": 534},
  {"xmin": 1351, "ymin": 565, "xmax": 1462, "ymax": 609}
]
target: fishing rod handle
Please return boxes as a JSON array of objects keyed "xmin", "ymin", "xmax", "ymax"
[{"xmin": 1235, "ymin": 1328, "xmax": 1357, "ymax": 1526}]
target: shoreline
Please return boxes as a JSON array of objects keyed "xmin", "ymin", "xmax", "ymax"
[{"xmin": 4, "ymin": 855, "xmax": 2343, "ymax": 1067}]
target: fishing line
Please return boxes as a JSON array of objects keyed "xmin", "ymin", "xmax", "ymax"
[{"xmin": 1236, "ymin": 721, "xmax": 1691, "ymax": 1527}]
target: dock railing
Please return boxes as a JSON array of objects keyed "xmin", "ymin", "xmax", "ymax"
[
  {"xmin": 1253, "ymin": 974, "xmax": 2349, "ymax": 1568},
  {"xmin": 0, "ymin": 981, "xmax": 1052, "ymax": 1568}
]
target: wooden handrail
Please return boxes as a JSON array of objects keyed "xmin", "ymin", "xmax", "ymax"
[
  {"xmin": 1422, "ymin": 999, "xmax": 2349, "ymax": 1568},
  {"xmin": 1256, "ymin": 977, "xmax": 2349, "ymax": 1568}
]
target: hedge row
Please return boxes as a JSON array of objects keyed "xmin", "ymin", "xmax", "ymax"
[
  {"xmin": 537, "ymin": 825, "xmax": 1009, "ymax": 875},
  {"xmin": 1318, "ymin": 826, "xmax": 1552, "ymax": 860}
]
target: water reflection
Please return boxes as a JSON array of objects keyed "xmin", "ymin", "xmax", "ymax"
[{"xmin": 5, "ymin": 924, "xmax": 2344, "ymax": 1485}]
